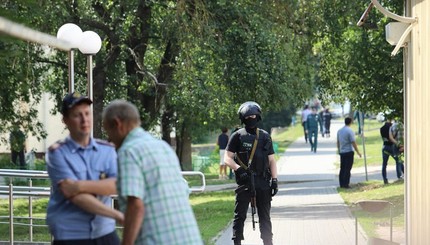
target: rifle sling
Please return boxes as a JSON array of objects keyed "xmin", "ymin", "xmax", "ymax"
[{"xmin": 236, "ymin": 128, "xmax": 259, "ymax": 170}]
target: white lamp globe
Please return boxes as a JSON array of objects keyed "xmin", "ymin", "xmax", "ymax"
[
  {"xmin": 78, "ymin": 31, "xmax": 102, "ymax": 54},
  {"xmin": 56, "ymin": 23, "xmax": 83, "ymax": 48}
]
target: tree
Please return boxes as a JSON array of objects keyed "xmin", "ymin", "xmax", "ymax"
[
  {"xmin": 0, "ymin": 0, "xmax": 51, "ymax": 144},
  {"xmin": 1, "ymin": 1, "xmax": 317, "ymax": 170},
  {"xmin": 310, "ymin": 0, "xmax": 404, "ymax": 118}
]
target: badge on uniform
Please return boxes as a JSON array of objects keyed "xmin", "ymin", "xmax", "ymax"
[{"xmin": 99, "ymin": 172, "xmax": 106, "ymax": 180}]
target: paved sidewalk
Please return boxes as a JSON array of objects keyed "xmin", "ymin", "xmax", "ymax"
[{"xmin": 214, "ymin": 120, "xmax": 399, "ymax": 245}]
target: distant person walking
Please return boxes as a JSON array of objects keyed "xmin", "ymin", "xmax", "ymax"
[
  {"xmin": 10, "ymin": 127, "xmax": 26, "ymax": 169},
  {"xmin": 305, "ymin": 107, "xmax": 320, "ymax": 153},
  {"xmin": 353, "ymin": 111, "xmax": 364, "ymax": 135},
  {"xmin": 217, "ymin": 127, "xmax": 229, "ymax": 179},
  {"xmin": 380, "ymin": 118, "xmax": 399, "ymax": 184},
  {"xmin": 389, "ymin": 120, "xmax": 405, "ymax": 179},
  {"xmin": 301, "ymin": 105, "xmax": 311, "ymax": 143},
  {"xmin": 318, "ymin": 109, "xmax": 325, "ymax": 137},
  {"xmin": 322, "ymin": 107, "xmax": 332, "ymax": 137},
  {"xmin": 337, "ymin": 117, "xmax": 362, "ymax": 188}
]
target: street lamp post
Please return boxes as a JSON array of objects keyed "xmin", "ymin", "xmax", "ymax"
[
  {"xmin": 78, "ymin": 31, "xmax": 102, "ymax": 137},
  {"xmin": 56, "ymin": 23, "xmax": 83, "ymax": 93}
]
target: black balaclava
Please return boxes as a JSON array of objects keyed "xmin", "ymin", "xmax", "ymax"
[{"xmin": 244, "ymin": 116, "xmax": 258, "ymax": 128}]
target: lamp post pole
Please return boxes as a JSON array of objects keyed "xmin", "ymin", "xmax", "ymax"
[
  {"xmin": 68, "ymin": 50, "xmax": 75, "ymax": 93},
  {"xmin": 79, "ymin": 31, "xmax": 102, "ymax": 137},
  {"xmin": 86, "ymin": 54, "xmax": 94, "ymax": 137},
  {"xmin": 57, "ymin": 25, "xmax": 101, "ymax": 137},
  {"xmin": 56, "ymin": 23, "xmax": 83, "ymax": 93}
]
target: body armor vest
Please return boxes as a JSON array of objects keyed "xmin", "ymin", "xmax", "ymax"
[{"xmin": 234, "ymin": 128, "xmax": 270, "ymax": 176}]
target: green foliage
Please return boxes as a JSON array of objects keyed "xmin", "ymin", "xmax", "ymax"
[
  {"xmin": 0, "ymin": 198, "xmax": 50, "ymax": 242},
  {"xmin": 271, "ymin": 122, "xmax": 304, "ymax": 153},
  {"xmin": 259, "ymin": 107, "xmax": 296, "ymax": 133},
  {"xmin": 5, "ymin": 0, "xmax": 406, "ymax": 167},
  {"xmin": 189, "ymin": 191, "xmax": 235, "ymax": 244},
  {"xmin": 311, "ymin": 0, "xmax": 404, "ymax": 118},
  {"xmin": 1, "ymin": 1, "xmax": 316, "ymax": 152},
  {"xmin": 0, "ymin": 190, "xmax": 235, "ymax": 244}
]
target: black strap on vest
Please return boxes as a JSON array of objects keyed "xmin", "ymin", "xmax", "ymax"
[{"xmin": 236, "ymin": 128, "xmax": 259, "ymax": 170}]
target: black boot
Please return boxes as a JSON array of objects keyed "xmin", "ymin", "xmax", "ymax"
[{"xmin": 233, "ymin": 239, "xmax": 242, "ymax": 245}]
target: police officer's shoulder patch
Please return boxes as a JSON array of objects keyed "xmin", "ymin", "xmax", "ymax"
[
  {"xmin": 48, "ymin": 139, "xmax": 66, "ymax": 152},
  {"xmin": 95, "ymin": 138, "xmax": 115, "ymax": 147}
]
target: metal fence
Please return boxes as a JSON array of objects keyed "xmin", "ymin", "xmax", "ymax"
[{"xmin": 0, "ymin": 169, "xmax": 205, "ymax": 244}]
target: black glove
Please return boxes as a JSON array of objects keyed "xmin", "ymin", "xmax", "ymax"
[
  {"xmin": 235, "ymin": 167, "xmax": 249, "ymax": 185},
  {"xmin": 271, "ymin": 178, "xmax": 278, "ymax": 196}
]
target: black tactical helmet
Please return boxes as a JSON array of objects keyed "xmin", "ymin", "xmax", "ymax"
[{"xmin": 238, "ymin": 101, "xmax": 262, "ymax": 122}]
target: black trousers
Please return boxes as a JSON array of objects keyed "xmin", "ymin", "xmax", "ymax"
[
  {"xmin": 302, "ymin": 122, "xmax": 308, "ymax": 142},
  {"xmin": 52, "ymin": 231, "xmax": 120, "ymax": 245},
  {"xmin": 232, "ymin": 186, "xmax": 273, "ymax": 242},
  {"xmin": 339, "ymin": 151, "xmax": 354, "ymax": 187},
  {"xmin": 324, "ymin": 121, "xmax": 331, "ymax": 135},
  {"xmin": 382, "ymin": 145, "xmax": 399, "ymax": 180},
  {"xmin": 11, "ymin": 149, "xmax": 26, "ymax": 169}
]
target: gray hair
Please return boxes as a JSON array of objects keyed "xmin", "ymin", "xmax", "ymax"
[{"xmin": 102, "ymin": 100, "xmax": 141, "ymax": 126}]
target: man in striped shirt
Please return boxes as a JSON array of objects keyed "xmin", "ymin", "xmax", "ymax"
[{"xmin": 102, "ymin": 100, "xmax": 203, "ymax": 245}]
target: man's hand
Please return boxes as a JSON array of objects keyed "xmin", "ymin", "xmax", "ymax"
[
  {"xmin": 114, "ymin": 210, "xmax": 125, "ymax": 225},
  {"xmin": 58, "ymin": 179, "xmax": 81, "ymax": 199},
  {"xmin": 271, "ymin": 178, "xmax": 278, "ymax": 196},
  {"xmin": 235, "ymin": 166, "xmax": 249, "ymax": 184}
]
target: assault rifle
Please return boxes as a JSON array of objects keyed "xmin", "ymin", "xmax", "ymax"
[
  {"xmin": 249, "ymin": 170, "xmax": 257, "ymax": 230},
  {"xmin": 235, "ymin": 128, "xmax": 260, "ymax": 231}
]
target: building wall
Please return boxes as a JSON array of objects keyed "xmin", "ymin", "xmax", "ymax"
[
  {"xmin": 407, "ymin": 0, "xmax": 430, "ymax": 244},
  {"xmin": 0, "ymin": 93, "xmax": 68, "ymax": 154}
]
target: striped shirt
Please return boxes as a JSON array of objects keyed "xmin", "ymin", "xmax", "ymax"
[{"xmin": 116, "ymin": 127, "xmax": 203, "ymax": 245}]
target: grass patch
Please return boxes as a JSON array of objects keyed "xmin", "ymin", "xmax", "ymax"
[
  {"xmin": 353, "ymin": 120, "xmax": 386, "ymax": 168},
  {"xmin": 271, "ymin": 123, "xmax": 304, "ymax": 153},
  {"xmin": 190, "ymin": 191, "xmax": 235, "ymax": 244},
  {"xmin": 339, "ymin": 180, "xmax": 404, "ymax": 239},
  {"xmin": 0, "ymin": 198, "xmax": 50, "ymax": 242},
  {"xmin": 0, "ymin": 191, "xmax": 235, "ymax": 244},
  {"xmin": 184, "ymin": 173, "xmax": 235, "ymax": 187}
]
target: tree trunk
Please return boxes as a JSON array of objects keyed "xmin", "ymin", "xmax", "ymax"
[
  {"xmin": 161, "ymin": 104, "xmax": 174, "ymax": 145},
  {"xmin": 92, "ymin": 67, "xmax": 106, "ymax": 139},
  {"xmin": 176, "ymin": 122, "xmax": 192, "ymax": 171}
]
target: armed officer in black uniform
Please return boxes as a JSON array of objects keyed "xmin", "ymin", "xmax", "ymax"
[{"xmin": 224, "ymin": 101, "xmax": 278, "ymax": 245}]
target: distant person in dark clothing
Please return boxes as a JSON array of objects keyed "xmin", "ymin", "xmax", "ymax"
[
  {"xmin": 305, "ymin": 107, "xmax": 320, "ymax": 153},
  {"xmin": 353, "ymin": 111, "xmax": 364, "ymax": 135},
  {"xmin": 389, "ymin": 121, "xmax": 405, "ymax": 179},
  {"xmin": 337, "ymin": 117, "xmax": 362, "ymax": 188},
  {"xmin": 10, "ymin": 127, "xmax": 26, "ymax": 169},
  {"xmin": 380, "ymin": 118, "xmax": 398, "ymax": 184},
  {"xmin": 217, "ymin": 127, "xmax": 229, "ymax": 179},
  {"xmin": 301, "ymin": 105, "xmax": 311, "ymax": 143},
  {"xmin": 322, "ymin": 108, "xmax": 332, "ymax": 137},
  {"xmin": 318, "ymin": 109, "xmax": 324, "ymax": 137}
]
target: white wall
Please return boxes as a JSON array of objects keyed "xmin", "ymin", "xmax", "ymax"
[
  {"xmin": 0, "ymin": 93, "xmax": 69, "ymax": 153},
  {"xmin": 407, "ymin": 0, "xmax": 430, "ymax": 244}
]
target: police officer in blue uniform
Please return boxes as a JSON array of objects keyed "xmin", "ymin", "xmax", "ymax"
[
  {"xmin": 46, "ymin": 92, "xmax": 123, "ymax": 245},
  {"xmin": 224, "ymin": 101, "xmax": 278, "ymax": 245}
]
